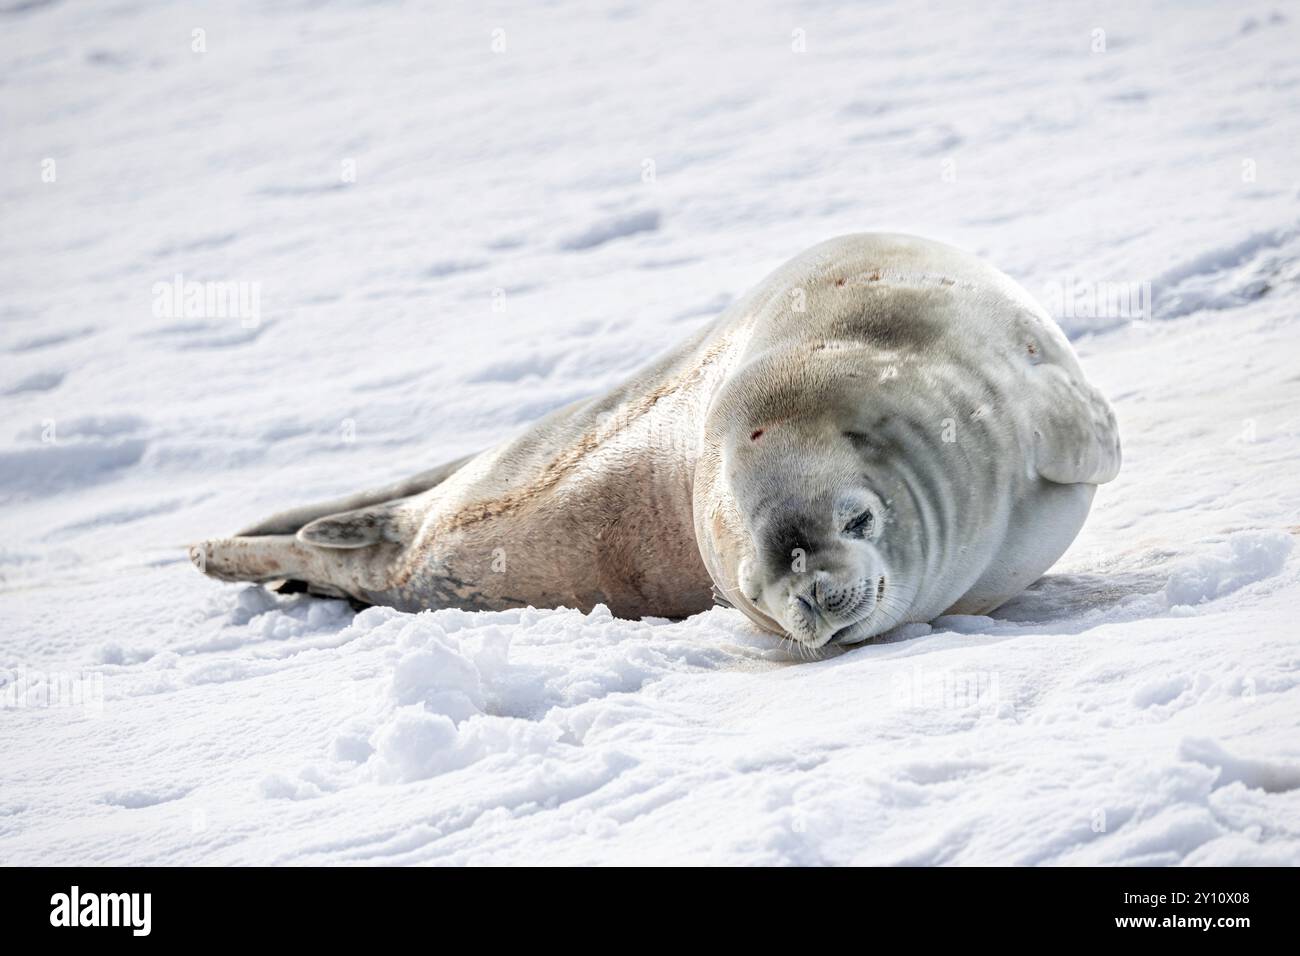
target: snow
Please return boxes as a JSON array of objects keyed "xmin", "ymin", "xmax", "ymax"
[{"xmin": 2, "ymin": 0, "xmax": 1300, "ymax": 865}]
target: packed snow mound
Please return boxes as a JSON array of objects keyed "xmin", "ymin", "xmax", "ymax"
[
  {"xmin": 326, "ymin": 606, "xmax": 746, "ymax": 784},
  {"xmin": 1165, "ymin": 531, "xmax": 1292, "ymax": 608}
]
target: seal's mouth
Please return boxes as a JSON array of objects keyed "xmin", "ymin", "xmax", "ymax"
[
  {"xmin": 825, "ymin": 576, "xmax": 888, "ymax": 646},
  {"xmin": 767, "ymin": 575, "xmax": 889, "ymax": 650},
  {"xmin": 827, "ymin": 619, "xmax": 870, "ymax": 646}
]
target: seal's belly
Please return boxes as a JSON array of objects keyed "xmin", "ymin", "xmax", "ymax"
[
  {"xmin": 388, "ymin": 442, "xmax": 715, "ymax": 619},
  {"xmin": 943, "ymin": 479, "xmax": 1096, "ymax": 615}
]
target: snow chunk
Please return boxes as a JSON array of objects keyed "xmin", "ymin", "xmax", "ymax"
[
  {"xmin": 1180, "ymin": 738, "xmax": 1300, "ymax": 794},
  {"xmin": 259, "ymin": 773, "xmax": 324, "ymax": 801},
  {"xmin": 228, "ymin": 586, "xmax": 278, "ymax": 626},
  {"xmin": 390, "ymin": 644, "xmax": 483, "ymax": 719},
  {"xmin": 370, "ymin": 708, "xmax": 461, "ymax": 783},
  {"xmin": 368, "ymin": 708, "xmax": 563, "ymax": 784},
  {"xmin": 1164, "ymin": 530, "xmax": 1292, "ymax": 607}
]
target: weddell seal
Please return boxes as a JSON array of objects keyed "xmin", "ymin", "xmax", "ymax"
[{"xmin": 193, "ymin": 234, "xmax": 1120, "ymax": 648}]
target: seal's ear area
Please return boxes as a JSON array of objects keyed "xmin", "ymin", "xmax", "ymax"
[
  {"xmin": 1031, "ymin": 364, "xmax": 1122, "ymax": 486},
  {"xmin": 297, "ymin": 503, "xmax": 404, "ymax": 549}
]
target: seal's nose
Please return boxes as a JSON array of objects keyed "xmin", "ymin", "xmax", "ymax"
[
  {"xmin": 809, "ymin": 570, "xmax": 854, "ymax": 615},
  {"xmin": 793, "ymin": 571, "xmax": 837, "ymax": 622},
  {"xmin": 810, "ymin": 571, "xmax": 832, "ymax": 610}
]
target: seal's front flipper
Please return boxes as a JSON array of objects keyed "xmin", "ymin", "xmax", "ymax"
[
  {"xmin": 1031, "ymin": 364, "xmax": 1122, "ymax": 486},
  {"xmin": 297, "ymin": 502, "xmax": 407, "ymax": 549}
]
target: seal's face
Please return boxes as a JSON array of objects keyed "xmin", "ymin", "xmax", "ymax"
[
  {"xmin": 718, "ymin": 404, "xmax": 928, "ymax": 649},
  {"xmin": 736, "ymin": 481, "xmax": 890, "ymax": 647}
]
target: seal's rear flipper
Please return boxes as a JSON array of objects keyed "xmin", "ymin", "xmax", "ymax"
[
  {"xmin": 191, "ymin": 536, "xmax": 375, "ymax": 608},
  {"xmin": 190, "ymin": 529, "xmax": 371, "ymax": 592},
  {"xmin": 193, "ymin": 455, "xmax": 447, "ymax": 597},
  {"xmin": 191, "ymin": 534, "xmax": 320, "ymax": 585},
  {"xmin": 193, "ymin": 498, "xmax": 416, "ymax": 604},
  {"xmin": 236, "ymin": 454, "xmax": 474, "ymax": 538}
]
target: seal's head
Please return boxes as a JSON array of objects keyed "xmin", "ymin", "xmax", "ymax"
[
  {"xmin": 733, "ymin": 483, "xmax": 890, "ymax": 647},
  {"xmin": 728, "ymin": 419, "xmax": 927, "ymax": 648},
  {"xmin": 696, "ymin": 349, "xmax": 933, "ymax": 648}
]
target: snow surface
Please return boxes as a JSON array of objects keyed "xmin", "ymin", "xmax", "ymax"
[{"xmin": 3, "ymin": 0, "xmax": 1300, "ymax": 865}]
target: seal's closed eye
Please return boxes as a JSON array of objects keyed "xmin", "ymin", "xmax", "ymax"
[{"xmin": 843, "ymin": 509, "xmax": 874, "ymax": 538}]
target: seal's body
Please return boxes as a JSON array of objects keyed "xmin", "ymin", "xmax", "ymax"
[{"xmin": 196, "ymin": 234, "xmax": 1120, "ymax": 647}]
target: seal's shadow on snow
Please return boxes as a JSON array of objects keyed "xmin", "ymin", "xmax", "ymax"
[
  {"xmin": 988, "ymin": 528, "xmax": 1296, "ymax": 630},
  {"xmin": 831, "ymin": 567, "xmax": 1171, "ymax": 653},
  {"xmin": 987, "ymin": 569, "xmax": 1169, "ymax": 625}
]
